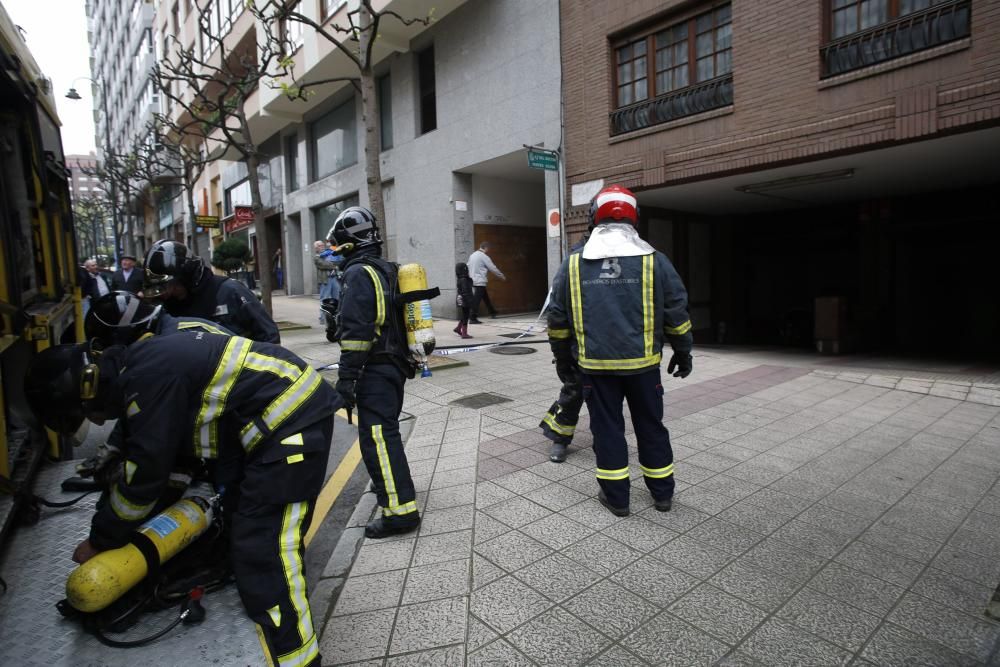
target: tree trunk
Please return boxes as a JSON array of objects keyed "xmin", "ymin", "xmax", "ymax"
[
  {"xmin": 245, "ymin": 150, "xmax": 274, "ymax": 316},
  {"xmin": 358, "ymin": 6, "xmax": 385, "ymax": 236},
  {"xmin": 185, "ymin": 164, "xmax": 200, "ymax": 256}
]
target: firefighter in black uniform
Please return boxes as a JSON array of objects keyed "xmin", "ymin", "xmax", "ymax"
[
  {"xmin": 329, "ymin": 206, "xmax": 421, "ymax": 539},
  {"xmin": 25, "ymin": 333, "xmax": 339, "ymax": 667},
  {"xmin": 143, "ymin": 240, "xmax": 280, "ymax": 344},
  {"xmin": 547, "ymin": 185, "xmax": 693, "ymax": 517},
  {"xmin": 86, "ymin": 290, "xmax": 234, "ymax": 347}
]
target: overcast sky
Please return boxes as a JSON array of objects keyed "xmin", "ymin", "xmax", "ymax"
[{"xmin": 5, "ymin": 0, "xmax": 96, "ymax": 156}]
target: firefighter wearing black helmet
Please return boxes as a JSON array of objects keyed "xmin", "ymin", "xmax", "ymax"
[
  {"xmin": 24, "ymin": 334, "xmax": 340, "ymax": 667},
  {"xmin": 547, "ymin": 185, "xmax": 693, "ymax": 517},
  {"xmin": 85, "ymin": 290, "xmax": 233, "ymax": 348},
  {"xmin": 329, "ymin": 206, "xmax": 421, "ymax": 538},
  {"xmin": 144, "ymin": 239, "xmax": 280, "ymax": 343}
]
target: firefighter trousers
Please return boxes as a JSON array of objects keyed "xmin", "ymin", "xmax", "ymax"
[
  {"xmin": 358, "ymin": 362, "xmax": 418, "ymax": 518},
  {"xmin": 231, "ymin": 417, "xmax": 332, "ymax": 667},
  {"xmin": 582, "ymin": 368, "xmax": 675, "ymax": 509}
]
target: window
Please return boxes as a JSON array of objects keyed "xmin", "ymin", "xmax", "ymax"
[
  {"xmin": 285, "ymin": 135, "xmax": 299, "ymax": 192},
  {"xmin": 416, "ymin": 46, "xmax": 436, "ymax": 135},
  {"xmin": 321, "ymin": 0, "xmax": 348, "ymax": 20},
  {"xmin": 823, "ymin": 0, "xmax": 970, "ymax": 76},
  {"xmin": 312, "ymin": 195, "xmax": 359, "ymax": 242},
  {"xmin": 377, "ymin": 74, "xmax": 393, "ymax": 150},
  {"xmin": 224, "ymin": 180, "xmax": 251, "ymax": 216},
  {"xmin": 280, "ymin": 15, "xmax": 304, "ymax": 53},
  {"xmin": 171, "ymin": 3, "xmax": 180, "ymax": 35},
  {"xmin": 310, "ymin": 98, "xmax": 357, "ymax": 181},
  {"xmin": 610, "ymin": 4, "xmax": 734, "ymax": 135}
]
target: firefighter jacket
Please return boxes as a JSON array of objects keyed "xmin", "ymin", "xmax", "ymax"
[
  {"xmin": 547, "ymin": 248, "xmax": 692, "ymax": 375},
  {"xmin": 162, "ymin": 266, "xmax": 280, "ymax": 344},
  {"xmin": 89, "ymin": 331, "xmax": 341, "ymax": 549},
  {"xmin": 336, "ymin": 251, "xmax": 416, "ymax": 381}
]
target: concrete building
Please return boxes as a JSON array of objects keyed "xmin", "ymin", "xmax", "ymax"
[
  {"xmin": 561, "ymin": 0, "xmax": 1000, "ymax": 357},
  {"xmin": 155, "ymin": 0, "xmax": 561, "ymax": 314},
  {"xmin": 65, "ymin": 153, "xmax": 100, "ymax": 204},
  {"xmin": 84, "ymin": 0, "xmax": 159, "ymax": 254}
]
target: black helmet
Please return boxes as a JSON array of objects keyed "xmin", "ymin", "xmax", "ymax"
[
  {"xmin": 327, "ymin": 207, "xmax": 381, "ymax": 256},
  {"xmin": 85, "ymin": 291, "xmax": 163, "ymax": 348},
  {"xmin": 144, "ymin": 240, "xmax": 205, "ymax": 297},
  {"xmin": 23, "ymin": 343, "xmax": 121, "ymax": 434}
]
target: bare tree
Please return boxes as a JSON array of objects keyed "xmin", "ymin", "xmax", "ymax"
[
  {"xmin": 152, "ymin": 5, "xmax": 301, "ymax": 315},
  {"xmin": 72, "ymin": 193, "xmax": 112, "ymax": 261},
  {"xmin": 252, "ymin": 0, "xmax": 434, "ymax": 237}
]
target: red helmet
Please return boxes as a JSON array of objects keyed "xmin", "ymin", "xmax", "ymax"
[{"xmin": 589, "ymin": 184, "xmax": 639, "ymax": 227}]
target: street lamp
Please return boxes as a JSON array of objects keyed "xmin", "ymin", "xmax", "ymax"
[{"xmin": 66, "ymin": 76, "xmax": 121, "ymax": 267}]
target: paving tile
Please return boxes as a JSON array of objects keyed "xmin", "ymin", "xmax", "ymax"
[
  {"xmin": 860, "ymin": 622, "xmax": 981, "ymax": 667},
  {"xmin": 587, "ymin": 644, "xmax": 649, "ymax": 666},
  {"xmin": 466, "ymin": 615, "xmax": 499, "ymax": 652},
  {"xmin": 563, "ymin": 532, "xmax": 642, "ymax": 576},
  {"xmin": 524, "ymin": 481, "xmax": 589, "ymax": 511},
  {"xmin": 563, "ymin": 580, "xmax": 659, "ymax": 640},
  {"xmin": 816, "ymin": 490, "xmax": 891, "ymax": 521},
  {"xmin": 933, "ymin": 544, "xmax": 1000, "ymax": 587},
  {"xmin": 858, "ymin": 521, "xmax": 942, "ymax": 562},
  {"xmin": 611, "ymin": 556, "xmax": 701, "ymax": 608},
  {"xmin": 652, "ymin": 534, "xmax": 734, "ymax": 578},
  {"xmin": 625, "ymin": 611, "xmax": 731, "ymax": 666},
  {"xmin": 425, "ymin": 482, "xmax": 476, "ymax": 510},
  {"xmin": 795, "ymin": 503, "xmax": 873, "ymax": 537},
  {"xmin": 492, "ymin": 469, "xmax": 552, "ymax": 494},
  {"xmin": 738, "ymin": 537, "xmax": 829, "ymax": 585},
  {"xmin": 674, "ymin": 487, "xmax": 738, "ymax": 515},
  {"xmin": 412, "ymin": 530, "xmax": 472, "ymax": 567},
  {"xmin": 949, "ymin": 525, "xmax": 1000, "ymax": 560},
  {"xmin": 479, "ymin": 437, "xmax": 523, "ymax": 457},
  {"xmin": 808, "ymin": 562, "xmax": 905, "ymax": 616},
  {"xmin": 602, "ymin": 515, "xmax": 679, "ymax": 553},
  {"xmin": 714, "ymin": 649, "xmax": 769, "ymax": 666},
  {"xmin": 561, "ymin": 497, "xmax": 629, "ymax": 530},
  {"xmin": 480, "ymin": 495, "xmax": 552, "ymax": 529},
  {"xmin": 419, "ymin": 503, "xmax": 474, "ymax": 536},
  {"xmin": 833, "ymin": 540, "xmax": 924, "ymax": 587},
  {"xmin": 401, "ymin": 558, "xmax": 470, "ymax": 605},
  {"xmin": 473, "ymin": 511, "xmax": 512, "ymax": 545},
  {"xmin": 512, "ymin": 552, "xmax": 603, "ymax": 603},
  {"xmin": 469, "ymin": 575, "xmax": 552, "ymax": 634},
  {"xmin": 475, "ymin": 529, "xmax": 552, "ymax": 572},
  {"xmin": 911, "ymin": 567, "xmax": 997, "ymax": 616},
  {"xmin": 887, "ymin": 592, "xmax": 1000, "ymax": 662},
  {"xmin": 527, "ymin": 459, "xmax": 582, "ymax": 481},
  {"xmin": 474, "ymin": 480, "xmax": 516, "ymax": 508},
  {"xmin": 389, "ymin": 596, "xmax": 467, "ymax": 655},
  {"xmin": 385, "ymin": 645, "xmax": 464, "ymax": 666},
  {"xmin": 770, "ymin": 519, "xmax": 853, "ymax": 559},
  {"xmin": 743, "ymin": 487, "xmax": 813, "ymax": 517},
  {"xmin": 351, "ymin": 538, "xmax": 415, "ymax": 576},
  {"xmin": 559, "ymin": 470, "xmax": 600, "ymax": 495},
  {"xmin": 685, "ymin": 451, "xmax": 742, "ymax": 472},
  {"xmin": 334, "ymin": 568, "xmax": 406, "ymax": 616},
  {"xmin": 639, "ymin": 501, "xmax": 712, "ymax": 532},
  {"xmin": 708, "ymin": 560, "xmax": 799, "ymax": 612},
  {"xmin": 684, "ymin": 517, "xmax": 765, "ymax": 556},
  {"xmin": 739, "ymin": 617, "xmax": 852, "ymax": 666},
  {"xmin": 775, "ymin": 587, "xmax": 880, "ymax": 652},
  {"xmin": 519, "ymin": 512, "xmax": 593, "ymax": 550},
  {"xmin": 506, "ymin": 606, "xmax": 612, "ymax": 666},
  {"xmin": 498, "ymin": 446, "xmax": 551, "ymax": 469},
  {"xmin": 468, "ymin": 638, "xmax": 534, "ymax": 667},
  {"xmin": 472, "ymin": 553, "xmax": 504, "ymax": 590},
  {"xmin": 720, "ymin": 461, "xmax": 786, "ymax": 486},
  {"xmin": 668, "ymin": 583, "xmax": 767, "ymax": 644},
  {"xmin": 717, "ymin": 502, "xmax": 792, "ymax": 535},
  {"xmin": 477, "ymin": 456, "xmax": 520, "ymax": 481},
  {"xmin": 319, "ymin": 608, "xmax": 395, "ymax": 664}
]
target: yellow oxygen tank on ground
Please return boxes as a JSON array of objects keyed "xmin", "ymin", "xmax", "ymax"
[
  {"xmin": 66, "ymin": 496, "xmax": 214, "ymax": 612},
  {"xmin": 398, "ymin": 263, "xmax": 438, "ymax": 378}
]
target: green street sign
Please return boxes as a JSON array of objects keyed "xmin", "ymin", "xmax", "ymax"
[{"xmin": 527, "ymin": 149, "xmax": 558, "ymax": 171}]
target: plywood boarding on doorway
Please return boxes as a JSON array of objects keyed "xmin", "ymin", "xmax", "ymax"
[{"xmin": 472, "ymin": 224, "xmax": 548, "ymax": 315}]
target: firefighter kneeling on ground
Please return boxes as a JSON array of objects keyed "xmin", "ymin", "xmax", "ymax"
[
  {"xmin": 24, "ymin": 328, "xmax": 340, "ymax": 667},
  {"xmin": 547, "ymin": 184, "xmax": 693, "ymax": 516},
  {"xmin": 329, "ymin": 206, "xmax": 422, "ymax": 538}
]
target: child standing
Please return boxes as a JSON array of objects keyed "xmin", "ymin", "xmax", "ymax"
[{"xmin": 454, "ymin": 263, "xmax": 474, "ymax": 339}]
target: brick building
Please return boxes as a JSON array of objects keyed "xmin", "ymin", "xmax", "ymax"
[{"xmin": 560, "ymin": 0, "xmax": 1000, "ymax": 356}]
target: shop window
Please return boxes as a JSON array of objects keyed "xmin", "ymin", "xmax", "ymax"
[
  {"xmin": 822, "ymin": 0, "xmax": 970, "ymax": 76},
  {"xmin": 610, "ymin": 4, "xmax": 733, "ymax": 136}
]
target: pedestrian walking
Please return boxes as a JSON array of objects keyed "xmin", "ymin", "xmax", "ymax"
[
  {"xmin": 329, "ymin": 206, "xmax": 421, "ymax": 538},
  {"xmin": 547, "ymin": 185, "xmax": 693, "ymax": 516},
  {"xmin": 80, "ymin": 258, "xmax": 111, "ymax": 318},
  {"xmin": 109, "ymin": 254, "xmax": 145, "ymax": 295},
  {"xmin": 453, "ymin": 262, "xmax": 474, "ymax": 339},
  {"xmin": 314, "ymin": 240, "xmax": 342, "ymax": 323},
  {"xmin": 466, "ymin": 242, "xmax": 505, "ymax": 323}
]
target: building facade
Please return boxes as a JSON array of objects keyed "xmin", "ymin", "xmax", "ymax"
[
  {"xmin": 562, "ymin": 0, "xmax": 1000, "ymax": 356},
  {"xmin": 154, "ymin": 0, "xmax": 561, "ymax": 314},
  {"xmin": 65, "ymin": 153, "xmax": 100, "ymax": 204}
]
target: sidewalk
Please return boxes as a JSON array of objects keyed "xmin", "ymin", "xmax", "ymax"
[{"xmin": 273, "ymin": 296, "xmax": 1000, "ymax": 666}]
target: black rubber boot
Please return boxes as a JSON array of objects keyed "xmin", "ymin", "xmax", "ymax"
[
  {"xmin": 365, "ymin": 513, "xmax": 421, "ymax": 539},
  {"xmin": 654, "ymin": 497, "xmax": 673, "ymax": 512},
  {"xmin": 598, "ymin": 491, "xmax": 629, "ymax": 517},
  {"xmin": 549, "ymin": 443, "xmax": 568, "ymax": 463}
]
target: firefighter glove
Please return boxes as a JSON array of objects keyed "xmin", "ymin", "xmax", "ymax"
[
  {"xmin": 335, "ymin": 378, "xmax": 357, "ymax": 410},
  {"xmin": 668, "ymin": 352, "xmax": 693, "ymax": 379},
  {"xmin": 554, "ymin": 357, "xmax": 578, "ymax": 385}
]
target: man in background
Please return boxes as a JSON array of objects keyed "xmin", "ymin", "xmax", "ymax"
[
  {"xmin": 81, "ymin": 258, "xmax": 111, "ymax": 318},
  {"xmin": 110, "ymin": 254, "xmax": 144, "ymax": 296},
  {"xmin": 466, "ymin": 241, "xmax": 506, "ymax": 323}
]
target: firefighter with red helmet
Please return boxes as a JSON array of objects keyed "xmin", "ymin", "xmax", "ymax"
[
  {"xmin": 144, "ymin": 240, "xmax": 280, "ymax": 344},
  {"xmin": 546, "ymin": 185, "xmax": 693, "ymax": 516}
]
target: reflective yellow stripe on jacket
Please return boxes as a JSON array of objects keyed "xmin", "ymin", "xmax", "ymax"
[
  {"xmin": 241, "ymin": 366, "xmax": 324, "ymax": 452},
  {"xmin": 361, "ymin": 265, "xmax": 385, "ymax": 335},
  {"xmin": 568, "ymin": 254, "xmax": 585, "ymax": 359},
  {"xmin": 194, "ymin": 337, "xmax": 252, "ymax": 458}
]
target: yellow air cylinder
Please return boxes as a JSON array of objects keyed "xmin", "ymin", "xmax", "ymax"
[
  {"xmin": 66, "ymin": 496, "xmax": 213, "ymax": 612},
  {"xmin": 397, "ymin": 263, "xmax": 436, "ymax": 377}
]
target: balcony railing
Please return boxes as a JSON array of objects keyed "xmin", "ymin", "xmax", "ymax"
[
  {"xmin": 821, "ymin": 0, "xmax": 970, "ymax": 78},
  {"xmin": 610, "ymin": 74, "xmax": 734, "ymax": 136}
]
